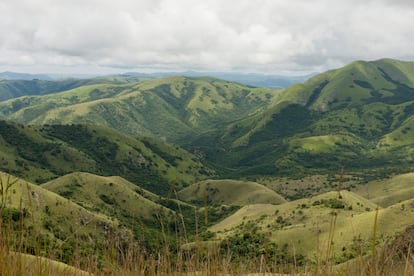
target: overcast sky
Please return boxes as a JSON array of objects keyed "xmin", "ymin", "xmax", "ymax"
[{"xmin": 1, "ymin": 0, "xmax": 414, "ymax": 75}]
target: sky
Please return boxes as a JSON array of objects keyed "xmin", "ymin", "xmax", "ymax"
[{"xmin": 1, "ymin": 0, "xmax": 414, "ymax": 75}]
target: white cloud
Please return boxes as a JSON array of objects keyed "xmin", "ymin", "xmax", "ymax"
[{"xmin": 1, "ymin": 0, "xmax": 414, "ymax": 74}]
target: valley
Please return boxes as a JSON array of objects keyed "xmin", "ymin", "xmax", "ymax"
[{"xmin": 1, "ymin": 58, "xmax": 414, "ymax": 274}]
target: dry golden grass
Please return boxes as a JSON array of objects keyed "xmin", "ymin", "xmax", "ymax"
[{"xmin": 1, "ymin": 172, "xmax": 414, "ymax": 275}]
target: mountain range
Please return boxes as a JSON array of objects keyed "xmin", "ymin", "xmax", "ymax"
[
  {"xmin": 0, "ymin": 70, "xmax": 313, "ymax": 89},
  {"xmin": 2, "ymin": 58, "xmax": 414, "ymax": 273}
]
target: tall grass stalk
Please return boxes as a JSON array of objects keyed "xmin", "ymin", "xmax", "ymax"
[
  {"xmin": 325, "ymin": 211, "xmax": 337, "ymax": 274},
  {"xmin": 369, "ymin": 207, "xmax": 379, "ymax": 275}
]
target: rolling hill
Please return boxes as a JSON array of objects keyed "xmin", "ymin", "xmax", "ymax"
[
  {"xmin": 209, "ymin": 189, "xmax": 414, "ymax": 263},
  {"xmin": 3, "ymin": 58, "xmax": 414, "ymax": 272},
  {"xmin": 178, "ymin": 179, "xmax": 286, "ymax": 206},
  {"xmin": 353, "ymin": 172, "xmax": 414, "ymax": 207},
  {"xmin": 0, "ymin": 120, "xmax": 213, "ymax": 194},
  {"xmin": 0, "ymin": 171, "xmax": 122, "ymax": 265},
  {"xmin": 42, "ymin": 172, "xmax": 173, "ymax": 224},
  {"xmin": 0, "ymin": 76, "xmax": 277, "ymax": 143},
  {"xmin": 41, "ymin": 172, "xmax": 179, "ymax": 250}
]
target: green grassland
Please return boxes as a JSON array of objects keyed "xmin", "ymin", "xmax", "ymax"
[
  {"xmin": 2, "ymin": 59, "xmax": 414, "ymax": 273},
  {"xmin": 0, "ymin": 172, "xmax": 120, "ymax": 264},
  {"xmin": 257, "ymin": 174, "xmax": 361, "ymax": 200},
  {"xmin": 209, "ymin": 189, "xmax": 414, "ymax": 264},
  {"xmin": 42, "ymin": 172, "xmax": 173, "ymax": 225},
  {"xmin": 0, "ymin": 121, "xmax": 213, "ymax": 194},
  {"xmin": 353, "ymin": 172, "xmax": 414, "ymax": 207},
  {"xmin": 177, "ymin": 179, "xmax": 286, "ymax": 206},
  {"xmin": 41, "ymin": 172, "xmax": 181, "ymax": 252}
]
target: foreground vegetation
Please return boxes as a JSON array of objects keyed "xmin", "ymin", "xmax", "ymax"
[
  {"xmin": 1, "ymin": 204, "xmax": 414, "ymax": 275},
  {"xmin": 1, "ymin": 170, "xmax": 414, "ymax": 275}
]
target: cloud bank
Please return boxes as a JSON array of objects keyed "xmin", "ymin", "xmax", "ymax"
[{"xmin": 1, "ymin": 0, "xmax": 414, "ymax": 74}]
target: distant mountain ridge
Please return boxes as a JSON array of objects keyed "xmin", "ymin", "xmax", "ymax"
[
  {"xmin": 0, "ymin": 76, "xmax": 143, "ymax": 101},
  {"xmin": 0, "ymin": 70, "xmax": 313, "ymax": 88},
  {"xmin": 0, "ymin": 71, "xmax": 53, "ymax": 80},
  {"xmin": 122, "ymin": 71, "xmax": 315, "ymax": 88}
]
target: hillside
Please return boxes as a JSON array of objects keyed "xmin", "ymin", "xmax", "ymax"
[
  {"xmin": 209, "ymin": 189, "xmax": 414, "ymax": 263},
  {"xmin": 178, "ymin": 179, "xmax": 286, "ymax": 206},
  {"xmin": 3, "ymin": 59, "xmax": 414, "ymax": 273},
  {"xmin": 353, "ymin": 172, "xmax": 414, "ymax": 207},
  {"xmin": 190, "ymin": 59, "xmax": 414, "ymax": 177},
  {"xmin": 41, "ymin": 172, "xmax": 179, "ymax": 248},
  {"xmin": 42, "ymin": 172, "xmax": 172, "ymax": 224},
  {"xmin": 0, "ymin": 172, "xmax": 122, "ymax": 265},
  {"xmin": 0, "ymin": 76, "xmax": 277, "ymax": 143},
  {"xmin": 0, "ymin": 120, "xmax": 212, "ymax": 194}
]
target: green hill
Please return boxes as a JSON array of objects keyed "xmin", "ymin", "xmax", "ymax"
[
  {"xmin": 41, "ymin": 172, "xmax": 178, "ymax": 249},
  {"xmin": 42, "ymin": 172, "xmax": 172, "ymax": 224},
  {"xmin": 0, "ymin": 171, "xmax": 121, "ymax": 265},
  {"xmin": 0, "ymin": 76, "xmax": 276, "ymax": 143},
  {"xmin": 190, "ymin": 59, "xmax": 414, "ymax": 178},
  {"xmin": 209, "ymin": 189, "xmax": 414, "ymax": 263},
  {"xmin": 0, "ymin": 120, "xmax": 213, "ymax": 194},
  {"xmin": 178, "ymin": 179, "xmax": 286, "ymax": 206},
  {"xmin": 353, "ymin": 172, "xmax": 414, "ymax": 207}
]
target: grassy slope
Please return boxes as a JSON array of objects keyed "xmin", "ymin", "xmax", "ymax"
[
  {"xmin": 0, "ymin": 76, "xmax": 277, "ymax": 143},
  {"xmin": 177, "ymin": 179, "xmax": 286, "ymax": 206},
  {"xmin": 2, "ymin": 252, "xmax": 90, "ymax": 276},
  {"xmin": 191, "ymin": 59, "xmax": 414, "ymax": 178},
  {"xmin": 0, "ymin": 172, "xmax": 120, "ymax": 264},
  {"xmin": 209, "ymin": 189, "xmax": 414, "ymax": 262},
  {"xmin": 0, "ymin": 121, "xmax": 212, "ymax": 194},
  {"xmin": 257, "ymin": 174, "xmax": 361, "ymax": 201},
  {"xmin": 42, "ymin": 172, "xmax": 173, "ymax": 226},
  {"xmin": 353, "ymin": 172, "xmax": 414, "ymax": 207}
]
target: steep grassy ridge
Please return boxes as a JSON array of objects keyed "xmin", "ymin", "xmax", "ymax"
[{"xmin": 191, "ymin": 59, "xmax": 414, "ymax": 177}]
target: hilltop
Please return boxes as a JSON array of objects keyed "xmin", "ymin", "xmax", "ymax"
[{"xmin": 178, "ymin": 179, "xmax": 286, "ymax": 206}]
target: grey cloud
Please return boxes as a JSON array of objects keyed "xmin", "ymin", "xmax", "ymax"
[{"xmin": 1, "ymin": 0, "xmax": 414, "ymax": 74}]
